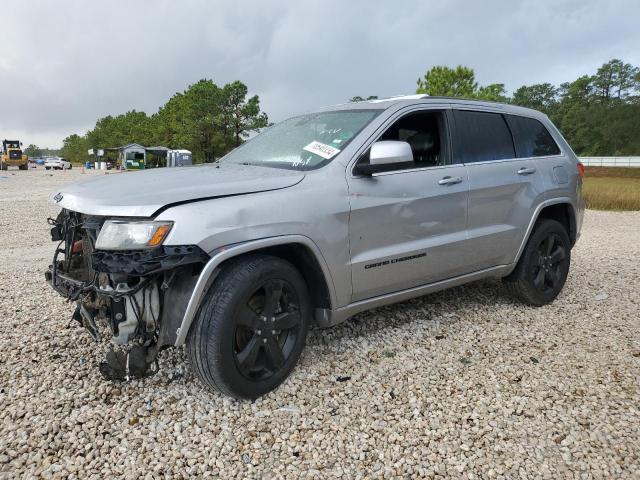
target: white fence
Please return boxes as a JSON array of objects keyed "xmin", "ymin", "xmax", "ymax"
[{"xmin": 579, "ymin": 156, "xmax": 640, "ymax": 168}]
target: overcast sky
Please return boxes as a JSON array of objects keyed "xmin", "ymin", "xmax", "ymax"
[{"xmin": 1, "ymin": 0, "xmax": 639, "ymax": 148}]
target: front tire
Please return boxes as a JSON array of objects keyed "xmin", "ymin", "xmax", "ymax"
[
  {"xmin": 187, "ymin": 255, "xmax": 310, "ymax": 399},
  {"xmin": 504, "ymin": 219, "xmax": 571, "ymax": 306}
]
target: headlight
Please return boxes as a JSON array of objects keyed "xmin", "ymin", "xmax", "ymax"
[{"xmin": 95, "ymin": 220, "xmax": 173, "ymax": 250}]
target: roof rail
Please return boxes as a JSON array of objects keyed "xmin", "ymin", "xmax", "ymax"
[{"xmin": 368, "ymin": 94, "xmax": 429, "ymax": 103}]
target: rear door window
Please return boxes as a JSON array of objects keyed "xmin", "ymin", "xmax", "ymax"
[
  {"xmin": 452, "ymin": 110, "xmax": 515, "ymax": 164},
  {"xmin": 506, "ymin": 115, "xmax": 561, "ymax": 158}
]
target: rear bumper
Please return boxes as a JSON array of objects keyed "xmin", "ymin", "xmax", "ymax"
[{"xmin": 574, "ymin": 181, "xmax": 586, "ymax": 243}]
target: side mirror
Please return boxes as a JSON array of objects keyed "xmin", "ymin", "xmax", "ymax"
[{"xmin": 354, "ymin": 141, "xmax": 413, "ymax": 176}]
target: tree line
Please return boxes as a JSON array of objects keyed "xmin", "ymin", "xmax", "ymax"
[
  {"xmin": 357, "ymin": 59, "xmax": 640, "ymax": 156},
  {"xmin": 23, "ymin": 145, "xmax": 61, "ymax": 158},
  {"xmin": 29, "ymin": 58, "xmax": 639, "ymax": 163},
  {"xmin": 58, "ymin": 79, "xmax": 268, "ymax": 163}
]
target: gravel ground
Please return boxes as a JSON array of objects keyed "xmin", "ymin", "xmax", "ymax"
[{"xmin": 1, "ymin": 168, "xmax": 639, "ymax": 479}]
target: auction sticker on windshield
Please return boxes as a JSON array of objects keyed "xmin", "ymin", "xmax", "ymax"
[{"xmin": 303, "ymin": 141, "xmax": 340, "ymax": 160}]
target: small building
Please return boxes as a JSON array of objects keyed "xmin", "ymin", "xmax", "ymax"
[
  {"xmin": 118, "ymin": 143, "xmax": 146, "ymax": 170},
  {"xmin": 103, "ymin": 144, "xmax": 189, "ymax": 169}
]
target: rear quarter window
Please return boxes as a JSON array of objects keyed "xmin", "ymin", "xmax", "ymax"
[
  {"xmin": 506, "ymin": 115, "xmax": 560, "ymax": 157},
  {"xmin": 452, "ymin": 110, "xmax": 515, "ymax": 163}
]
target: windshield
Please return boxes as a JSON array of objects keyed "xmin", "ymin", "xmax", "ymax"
[{"xmin": 220, "ymin": 109, "xmax": 381, "ymax": 170}]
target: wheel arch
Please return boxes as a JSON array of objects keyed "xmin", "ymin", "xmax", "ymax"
[
  {"xmin": 536, "ymin": 203, "xmax": 577, "ymax": 246},
  {"xmin": 173, "ymin": 235, "xmax": 336, "ymax": 346},
  {"xmin": 235, "ymin": 243, "xmax": 332, "ymax": 311},
  {"xmin": 513, "ymin": 198, "xmax": 577, "ymax": 265}
]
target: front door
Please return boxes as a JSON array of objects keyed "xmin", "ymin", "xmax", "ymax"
[{"xmin": 347, "ymin": 109, "xmax": 470, "ymax": 302}]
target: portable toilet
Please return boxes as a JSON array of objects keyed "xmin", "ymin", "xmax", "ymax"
[{"xmin": 168, "ymin": 149, "xmax": 192, "ymax": 167}]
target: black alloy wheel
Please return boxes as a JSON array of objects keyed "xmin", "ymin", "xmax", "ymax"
[
  {"xmin": 530, "ymin": 232, "xmax": 567, "ymax": 295},
  {"xmin": 187, "ymin": 255, "xmax": 310, "ymax": 399},
  {"xmin": 233, "ymin": 279, "xmax": 302, "ymax": 380},
  {"xmin": 504, "ymin": 218, "xmax": 571, "ymax": 306}
]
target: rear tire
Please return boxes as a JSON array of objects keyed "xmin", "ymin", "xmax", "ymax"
[
  {"xmin": 503, "ymin": 219, "xmax": 571, "ymax": 306},
  {"xmin": 187, "ymin": 255, "xmax": 310, "ymax": 399}
]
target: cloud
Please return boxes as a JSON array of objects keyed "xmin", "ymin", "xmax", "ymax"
[{"xmin": 1, "ymin": 0, "xmax": 638, "ymax": 147}]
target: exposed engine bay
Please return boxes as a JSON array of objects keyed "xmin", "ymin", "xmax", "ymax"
[{"xmin": 45, "ymin": 209, "xmax": 208, "ymax": 380}]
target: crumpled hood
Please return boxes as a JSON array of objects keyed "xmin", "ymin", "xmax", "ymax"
[{"xmin": 50, "ymin": 163, "xmax": 305, "ymax": 217}]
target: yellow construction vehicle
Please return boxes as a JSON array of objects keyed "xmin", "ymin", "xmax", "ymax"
[{"xmin": 1, "ymin": 139, "xmax": 29, "ymax": 170}]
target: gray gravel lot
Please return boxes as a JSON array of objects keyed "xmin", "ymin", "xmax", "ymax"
[{"xmin": 1, "ymin": 168, "xmax": 639, "ymax": 479}]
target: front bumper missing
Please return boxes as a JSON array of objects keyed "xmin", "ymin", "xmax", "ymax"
[
  {"xmin": 46, "ymin": 241, "xmax": 208, "ymax": 343},
  {"xmin": 46, "ymin": 244, "xmax": 208, "ymax": 298},
  {"xmin": 92, "ymin": 245, "xmax": 208, "ymax": 276},
  {"xmin": 45, "ymin": 266, "xmax": 89, "ymax": 300},
  {"xmin": 45, "ymin": 209, "xmax": 211, "ymax": 380}
]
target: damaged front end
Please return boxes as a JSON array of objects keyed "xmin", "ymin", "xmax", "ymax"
[{"xmin": 45, "ymin": 209, "xmax": 208, "ymax": 380}]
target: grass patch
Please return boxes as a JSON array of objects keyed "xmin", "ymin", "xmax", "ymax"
[
  {"xmin": 583, "ymin": 167, "xmax": 640, "ymax": 210},
  {"xmin": 584, "ymin": 166, "xmax": 640, "ymax": 179}
]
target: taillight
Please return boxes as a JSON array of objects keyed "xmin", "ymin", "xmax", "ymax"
[{"xmin": 576, "ymin": 162, "xmax": 585, "ymax": 178}]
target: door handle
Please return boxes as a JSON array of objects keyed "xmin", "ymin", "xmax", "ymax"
[
  {"xmin": 517, "ymin": 167, "xmax": 537, "ymax": 175},
  {"xmin": 438, "ymin": 176, "xmax": 463, "ymax": 185}
]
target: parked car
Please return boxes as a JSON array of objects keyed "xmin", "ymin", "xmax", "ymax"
[
  {"xmin": 44, "ymin": 157, "xmax": 72, "ymax": 170},
  {"xmin": 45, "ymin": 95, "xmax": 584, "ymax": 399}
]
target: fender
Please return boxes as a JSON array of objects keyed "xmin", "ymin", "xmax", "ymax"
[
  {"xmin": 511, "ymin": 197, "xmax": 577, "ymax": 266},
  {"xmin": 173, "ymin": 234, "xmax": 337, "ymax": 346}
]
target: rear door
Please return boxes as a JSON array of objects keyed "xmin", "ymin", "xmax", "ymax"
[
  {"xmin": 348, "ymin": 107, "xmax": 470, "ymax": 302},
  {"xmin": 505, "ymin": 113, "xmax": 565, "ymax": 199},
  {"xmin": 451, "ymin": 108, "xmax": 544, "ymax": 271}
]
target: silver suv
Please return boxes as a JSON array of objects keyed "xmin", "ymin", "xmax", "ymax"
[{"xmin": 46, "ymin": 95, "xmax": 585, "ymax": 399}]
